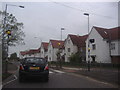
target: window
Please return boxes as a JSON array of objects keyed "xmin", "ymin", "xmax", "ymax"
[
  {"xmin": 111, "ymin": 43, "xmax": 115, "ymax": 50},
  {"xmin": 68, "ymin": 48, "xmax": 70, "ymax": 52},
  {"xmin": 68, "ymin": 39, "xmax": 70, "ymax": 44},
  {"xmin": 92, "ymin": 44, "xmax": 96, "ymax": 50},
  {"xmin": 25, "ymin": 58, "xmax": 46, "ymax": 64},
  {"xmin": 49, "ymin": 57, "xmax": 51, "ymax": 60},
  {"xmin": 49, "ymin": 50, "xmax": 51, "ymax": 53}
]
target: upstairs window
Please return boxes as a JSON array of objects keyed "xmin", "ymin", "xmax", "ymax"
[
  {"xmin": 111, "ymin": 43, "xmax": 115, "ymax": 50},
  {"xmin": 49, "ymin": 50, "xmax": 51, "ymax": 53},
  {"xmin": 92, "ymin": 44, "xmax": 96, "ymax": 50},
  {"xmin": 68, "ymin": 39, "xmax": 70, "ymax": 44},
  {"xmin": 68, "ymin": 48, "xmax": 70, "ymax": 52}
]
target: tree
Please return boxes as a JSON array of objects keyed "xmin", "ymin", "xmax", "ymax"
[
  {"xmin": 0, "ymin": 11, "xmax": 25, "ymax": 61},
  {"xmin": 10, "ymin": 52, "xmax": 18, "ymax": 60},
  {"xmin": 0, "ymin": 11, "xmax": 25, "ymax": 46},
  {"xmin": 69, "ymin": 52, "xmax": 82, "ymax": 63}
]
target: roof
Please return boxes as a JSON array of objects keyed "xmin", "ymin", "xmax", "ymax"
[
  {"xmin": 50, "ymin": 40, "xmax": 64, "ymax": 48},
  {"xmin": 20, "ymin": 48, "xmax": 40, "ymax": 56},
  {"xmin": 41, "ymin": 42, "xmax": 49, "ymax": 52},
  {"xmin": 68, "ymin": 34, "xmax": 88, "ymax": 47},
  {"xmin": 28, "ymin": 49, "xmax": 40, "ymax": 54},
  {"xmin": 20, "ymin": 51, "xmax": 27, "ymax": 56},
  {"xmin": 94, "ymin": 26, "xmax": 120, "ymax": 40}
]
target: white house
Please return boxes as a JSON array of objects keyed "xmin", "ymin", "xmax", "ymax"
[
  {"xmin": 86, "ymin": 26, "xmax": 120, "ymax": 63},
  {"xmin": 40, "ymin": 42, "xmax": 49, "ymax": 59},
  {"xmin": 20, "ymin": 48, "xmax": 40, "ymax": 59},
  {"xmin": 109, "ymin": 27, "xmax": 120, "ymax": 63},
  {"xmin": 48, "ymin": 40, "xmax": 64, "ymax": 62},
  {"xmin": 64, "ymin": 34, "xmax": 88, "ymax": 62}
]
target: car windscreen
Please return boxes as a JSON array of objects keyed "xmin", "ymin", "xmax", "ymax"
[{"xmin": 25, "ymin": 58, "xmax": 46, "ymax": 64}]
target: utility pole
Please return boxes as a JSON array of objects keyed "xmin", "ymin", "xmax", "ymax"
[
  {"xmin": 60, "ymin": 28, "xmax": 65, "ymax": 69},
  {"xmin": 2, "ymin": 4, "xmax": 24, "ymax": 73},
  {"xmin": 84, "ymin": 13, "xmax": 91, "ymax": 71}
]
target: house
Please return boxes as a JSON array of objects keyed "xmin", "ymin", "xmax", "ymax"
[
  {"xmin": 86, "ymin": 26, "xmax": 120, "ymax": 63},
  {"xmin": 64, "ymin": 34, "xmax": 88, "ymax": 62},
  {"xmin": 20, "ymin": 48, "xmax": 40, "ymax": 59},
  {"xmin": 48, "ymin": 40, "xmax": 64, "ymax": 62},
  {"xmin": 40, "ymin": 42, "xmax": 49, "ymax": 59},
  {"xmin": 19, "ymin": 51, "xmax": 28, "ymax": 59}
]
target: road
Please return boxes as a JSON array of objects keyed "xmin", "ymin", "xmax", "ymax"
[{"xmin": 2, "ymin": 66, "xmax": 117, "ymax": 88}]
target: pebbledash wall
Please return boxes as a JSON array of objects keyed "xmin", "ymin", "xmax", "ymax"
[
  {"xmin": 86, "ymin": 27, "xmax": 111, "ymax": 63},
  {"xmin": 64, "ymin": 36, "xmax": 78, "ymax": 62},
  {"xmin": 48, "ymin": 41, "xmax": 58, "ymax": 62}
]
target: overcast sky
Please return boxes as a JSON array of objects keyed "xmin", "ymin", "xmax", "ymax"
[{"xmin": 1, "ymin": 1, "xmax": 118, "ymax": 56}]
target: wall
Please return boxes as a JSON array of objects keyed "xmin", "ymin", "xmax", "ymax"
[
  {"xmin": 40, "ymin": 44, "xmax": 45, "ymax": 58},
  {"xmin": 48, "ymin": 42, "xmax": 53, "ymax": 62},
  {"xmin": 86, "ymin": 28, "xmax": 111, "ymax": 63},
  {"xmin": 64, "ymin": 36, "xmax": 78, "ymax": 62},
  {"xmin": 110, "ymin": 40, "xmax": 120, "ymax": 56}
]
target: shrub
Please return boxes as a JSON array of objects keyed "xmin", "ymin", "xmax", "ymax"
[{"xmin": 69, "ymin": 52, "xmax": 82, "ymax": 63}]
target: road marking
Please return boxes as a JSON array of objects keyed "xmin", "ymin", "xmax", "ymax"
[
  {"xmin": 49, "ymin": 71, "xmax": 53, "ymax": 74},
  {"xmin": 14, "ymin": 75, "xmax": 17, "ymax": 80},
  {"xmin": 0, "ymin": 85, "xmax": 2, "ymax": 90},
  {"xmin": 2, "ymin": 75, "xmax": 17, "ymax": 87},
  {"xmin": 52, "ymin": 69, "xmax": 65, "ymax": 73}
]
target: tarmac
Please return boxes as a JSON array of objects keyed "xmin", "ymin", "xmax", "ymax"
[
  {"xmin": 50, "ymin": 65, "xmax": 119, "ymax": 87},
  {"xmin": 2, "ymin": 62, "xmax": 120, "ymax": 88}
]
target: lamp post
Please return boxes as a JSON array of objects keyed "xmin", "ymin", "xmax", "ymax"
[
  {"xmin": 2, "ymin": 4, "xmax": 24, "ymax": 73},
  {"xmin": 61, "ymin": 28, "xmax": 65, "ymax": 41},
  {"xmin": 84, "ymin": 13, "xmax": 90, "ymax": 71}
]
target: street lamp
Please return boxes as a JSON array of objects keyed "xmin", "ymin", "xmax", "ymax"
[
  {"xmin": 61, "ymin": 27, "xmax": 65, "ymax": 41},
  {"xmin": 84, "ymin": 13, "xmax": 90, "ymax": 71},
  {"xmin": 2, "ymin": 4, "xmax": 24, "ymax": 73}
]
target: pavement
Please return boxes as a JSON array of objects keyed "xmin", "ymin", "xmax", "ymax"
[
  {"xmin": 50, "ymin": 65, "xmax": 119, "ymax": 87},
  {"xmin": 2, "ymin": 61, "xmax": 19, "ymax": 82}
]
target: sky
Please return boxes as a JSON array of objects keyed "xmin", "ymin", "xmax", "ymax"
[{"xmin": 0, "ymin": 1, "xmax": 119, "ymax": 56}]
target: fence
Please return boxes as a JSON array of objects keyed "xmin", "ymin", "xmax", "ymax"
[{"xmin": 49, "ymin": 61, "xmax": 119, "ymax": 69}]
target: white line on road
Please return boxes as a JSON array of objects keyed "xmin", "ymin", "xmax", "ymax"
[
  {"xmin": 14, "ymin": 75, "xmax": 17, "ymax": 80},
  {"xmin": 0, "ymin": 85, "xmax": 2, "ymax": 90},
  {"xmin": 51, "ymin": 69, "xmax": 65, "ymax": 73},
  {"xmin": 2, "ymin": 75, "xmax": 17, "ymax": 87},
  {"xmin": 49, "ymin": 71, "xmax": 53, "ymax": 74}
]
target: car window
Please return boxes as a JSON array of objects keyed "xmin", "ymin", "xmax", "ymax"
[{"xmin": 25, "ymin": 58, "xmax": 46, "ymax": 64}]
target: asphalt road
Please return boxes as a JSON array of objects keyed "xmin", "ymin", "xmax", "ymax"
[{"xmin": 2, "ymin": 68, "xmax": 117, "ymax": 88}]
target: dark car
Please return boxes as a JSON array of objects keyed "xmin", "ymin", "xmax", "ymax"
[{"xmin": 19, "ymin": 57, "xmax": 49, "ymax": 82}]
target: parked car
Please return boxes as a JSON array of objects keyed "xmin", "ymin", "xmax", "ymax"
[{"xmin": 19, "ymin": 57, "xmax": 49, "ymax": 82}]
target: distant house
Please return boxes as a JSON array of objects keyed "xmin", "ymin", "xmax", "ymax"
[
  {"xmin": 40, "ymin": 42, "xmax": 49, "ymax": 59},
  {"xmin": 64, "ymin": 34, "xmax": 88, "ymax": 62},
  {"xmin": 86, "ymin": 26, "xmax": 120, "ymax": 63},
  {"xmin": 48, "ymin": 40, "xmax": 64, "ymax": 62},
  {"xmin": 20, "ymin": 48, "xmax": 40, "ymax": 59},
  {"xmin": 19, "ymin": 51, "xmax": 28, "ymax": 59}
]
